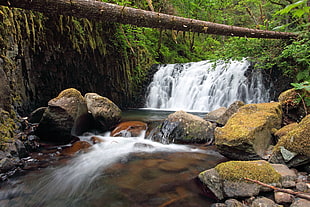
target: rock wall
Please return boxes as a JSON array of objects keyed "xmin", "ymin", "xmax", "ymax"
[{"xmin": 0, "ymin": 8, "xmax": 152, "ymax": 116}]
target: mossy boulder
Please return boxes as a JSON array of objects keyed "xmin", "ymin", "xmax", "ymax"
[
  {"xmin": 278, "ymin": 88, "xmax": 310, "ymax": 123},
  {"xmin": 269, "ymin": 114, "xmax": 310, "ymax": 167},
  {"xmin": 198, "ymin": 160, "xmax": 282, "ymax": 200},
  {"xmin": 215, "ymin": 102, "xmax": 283, "ymax": 160},
  {"xmin": 85, "ymin": 93, "xmax": 121, "ymax": 131},
  {"xmin": 149, "ymin": 110, "xmax": 214, "ymax": 144},
  {"xmin": 0, "ymin": 109, "xmax": 16, "ymax": 150},
  {"xmin": 35, "ymin": 88, "xmax": 89, "ymax": 143}
]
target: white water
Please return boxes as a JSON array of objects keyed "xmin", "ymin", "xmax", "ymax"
[
  {"xmin": 36, "ymin": 132, "xmax": 204, "ymax": 199},
  {"xmin": 145, "ymin": 59, "xmax": 271, "ymax": 111}
]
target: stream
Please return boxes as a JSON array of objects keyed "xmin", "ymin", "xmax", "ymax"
[
  {"xmin": 0, "ymin": 110, "xmax": 227, "ymax": 207},
  {"xmin": 0, "ymin": 59, "xmax": 271, "ymax": 206}
]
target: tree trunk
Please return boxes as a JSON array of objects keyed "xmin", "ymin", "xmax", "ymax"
[{"xmin": 0, "ymin": 0, "xmax": 297, "ymax": 39}]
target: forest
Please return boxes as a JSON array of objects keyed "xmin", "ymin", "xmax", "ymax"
[{"xmin": 0, "ymin": 1, "xmax": 310, "ymax": 206}]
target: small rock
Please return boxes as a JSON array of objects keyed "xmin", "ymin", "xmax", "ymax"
[
  {"xmin": 274, "ymin": 192, "xmax": 295, "ymax": 204},
  {"xmin": 225, "ymin": 198, "xmax": 246, "ymax": 207},
  {"xmin": 290, "ymin": 198, "xmax": 310, "ymax": 207},
  {"xmin": 62, "ymin": 141, "xmax": 92, "ymax": 155},
  {"xmin": 90, "ymin": 136, "xmax": 104, "ymax": 144},
  {"xmin": 271, "ymin": 164, "xmax": 297, "ymax": 188},
  {"xmin": 211, "ymin": 203, "xmax": 227, "ymax": 207},
  {"xmin": 251, "ymin": 197, "xmax": 278, "ymax": 207},
  {"xmin": 296, "ymin": 182, "xmax": 309, "ymax": 193}
]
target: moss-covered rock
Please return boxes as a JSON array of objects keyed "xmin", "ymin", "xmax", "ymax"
[
  {"xmin": 278, "ymin": 88, "xmax": 310, "ymax": 123},
  {"xmin": 35, "ymin": 88, "xmax": 89, "ymax": 143},
  {"xmin": 215, "ymin": 160, "xmax": 281, "ymax": 183},
  {"xmin": 85, "ymin": 93, "xmax": 121, "ymax": 131},
  {"xmin": 149, "ymin": 110, "xmax": 214, "ymax": 144},
  {"xmin": 198, "ymin": 160, "xmax": 282, "ymax": 200},
  {"xmin": 215, "ymin": 102, "xmax": 283, "ymax": 160},
  {"xmin": 269, "ymin": 114, "xmax": 310, "ymax": 167}
]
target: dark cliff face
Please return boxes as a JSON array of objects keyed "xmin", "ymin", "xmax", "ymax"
[{"xmin": 0, "ymin": 9, "xmax": 152, "ymax": 116}]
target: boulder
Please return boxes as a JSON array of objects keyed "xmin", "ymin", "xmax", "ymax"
[
  {"xmin": 28, "ymin": 107, "xmax": 47, "ymax": 123},
  {"xmin": 35, "ymin": 88, "xmax": 89, "ymax": 143},
  {"xmin": 149, "ymin": 110, "xmax": 214, "ymax": 144},
  {"xmin": 216, "ymin": 101, "xmax": 245, "ymax": 126},
  {"xmin": 111, "ymin": 121, "xmax": 147, "ymax": 137},
  {"xmin": 269, "ymin": 114, "xmax": 310, "ymax": 168},
  {"xmin": 215, "ymin": 102, "xmax": 282, "ymax": 160},
  {"xmin": 251, "ymin": 197, "xmax": 278, "ymax": 207},
  {"xmin": 290, "ymin": 199, "xmax": 310, "ymax": 207},
  {"xmin": 278, "ymin": 88, "xmax": 310, "ymax": 123},
  {"xmin": 85, "ymin": 93, "xmax": 121, "ymax": 131},
  {"xmin": 205, "ymin": 107, "xmax": 227, "ymax": 122},
  {"xmin": 274, "ymin": 123, "xmax": 298, "ymax": 139},
  {"xmin": 198, "ymin": 160, "xmax": 282, "ymax": 200}
]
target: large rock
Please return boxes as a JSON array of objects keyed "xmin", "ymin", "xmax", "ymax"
[
  {"xmin": 205, "ymin": 107, "xmax": 227, "ymax": 122},
  {"xmin": 269, "ymin": 114, "xmax": 310, "ymax": 168},
  {"xmin": 216, "ymin": 101, "xmax": 245, "ymax": 126},
  {"xmin": 198, "ymin": 160, "xmax": 282, "ymax": 200},
  {"xmin": 278, "ymin": 88, "xmax": 310, "ymax": 123},
  {"xmin": 85, "ymin": 93, "xmax": 121, "ymax": 131},
  {"xmin": 35, "ymin": 88, "xmax": 89, "ymax": 143},
  {"xmin": 215, "ymin": 102, "xmax": 283, "ymax": 160},
  {"xmin": 149, "ymin": 110, "xmax": 214, "ymax": 144},
  {"xmin": 111, "ymin": 121, "xmax": 147, "ymax": 137}
]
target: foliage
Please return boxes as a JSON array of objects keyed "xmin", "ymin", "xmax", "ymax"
[{"xmin": 290, "ymin": 81, "xmax": 310, "ymax": 109}]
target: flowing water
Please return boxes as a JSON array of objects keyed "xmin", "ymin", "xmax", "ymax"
[
  {"xmin": 0, "ymin": 130, "xmax": 227, "ymax": 207},
  {"xmin": 0, "ymin": 59, "xmax": 272, "ymax": 206},
  {"xmin": 145, "ymin": 59, "xmax": 271, "ymax": 111}
]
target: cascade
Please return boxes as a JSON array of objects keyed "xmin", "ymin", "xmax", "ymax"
[{"xmin": 145, "ymin": 59, "xmax": 271, "ymax": 111}]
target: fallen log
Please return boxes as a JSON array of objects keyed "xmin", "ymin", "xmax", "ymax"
[{"xmin": 0, "ymin": 0, "xmax": 297, "ymax": 39}]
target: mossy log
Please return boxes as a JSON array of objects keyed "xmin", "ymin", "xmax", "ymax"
[{"xmin": 0, "ymin": 0, "xmax": 297, "ymax": 39}]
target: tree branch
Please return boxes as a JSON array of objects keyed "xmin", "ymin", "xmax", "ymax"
[{"xmin": 244, "ymin": 178, "xmax": 310, "ymax": 200}]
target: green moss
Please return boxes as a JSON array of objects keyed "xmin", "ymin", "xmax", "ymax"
[
  {"xmin": 275, "ymin": 114, "xmax": 310, "ymax": 157},
  {"xmin": 0, "ymin": 109, "xmax": 17, "ymax": 150},
  {"xmin": 216, "ymin": 102, "xmax": 282, "ymax": 143},
  {"xmin": 215, "ymin": 160, "xmax": 281, "ymax": 183},
  {"xmin": 54, "ymin": 88, "xmax": 83, "ymax": 100}
]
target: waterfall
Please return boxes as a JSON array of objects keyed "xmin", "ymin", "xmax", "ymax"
[{"xmin": 145, "ymin": 59, "xmax": 271, "ymax": 111}]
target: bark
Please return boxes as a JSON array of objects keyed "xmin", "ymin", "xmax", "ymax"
[{"xmin": 0, "ymin": 0, "xmax": 297, "ymax": 39}]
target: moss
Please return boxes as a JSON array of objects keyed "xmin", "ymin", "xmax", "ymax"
[
  {"xmin": 54, "ymin": 88, "xmax": 83, "ymax": 100},
  {"xmin": 0, "ymin": 109, "xmax": 17, "ymax": 150},
  {"xmin": 215, "ymin": 160, "xmax": 281, "ymax": 183},
  {"xmin": 216, "ymin": 102, "xmax": 282, "ymax": 143},
  {"xmin": 275, "ymin": 114, "xmax": 310, "ymax": 157}
]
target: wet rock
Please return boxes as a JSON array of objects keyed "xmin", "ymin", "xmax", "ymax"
[
  {"xmin": 216, "ymin": 101, "xmax": 245, "ymax": 126},
  {"xmin": 133, "ymin": 143, "xmax": 154, "ymax": 149},
  {"xmin": 28, "ymin": 107, "xmax": 47, "ymax": 123},
  {"xmin": 159, "ymin": 161, "xmax": 188, "ymax": 172},
  {"xmin": 150, "ymin": 110, "xmax": 214, "ymax": 144},
  {"xmin": 290, "ymin": 198, "xmax": 310, "ymax": 207},
  {"xmin": 205, "ymin": 107, "xmax": 227, "ymax": 122},
  {"xmin": 251, "ymin": 197, "xmax": 278, "ymax": 207},
  {"xmin": 0, "ymin": 158, "xmax": 15, "ymax": 173},
  {"xmin": 111, "ymin": 121, "xmax": 147, "ymax": 137},
  {"xmin": 85, "ymin": 93, "xmax": 121, "ymax": 131},
  {"xmin": 61, "ymin": 141, "xmax": 92, "ymax": 155},
  {"xmin": 269, "ymin": 114, "xmax": 310, "ymax": 168},
  {"xmin": 90, "ymin": 136, "xmax": 104, "ymax": 144},
  {"xmin": 198, "ymin": 160, "xmax": 282, "ymax": 200},
  {"xmin": 35, "ymin": 88, "xmax": 89, "ymax": 143},
  {"xmin": 215, "ymin": 102, "xmax": 282, "ymax": 160},
  {"xmin": 274, "ymin": 192, "xmax": 295, "ymax": 204},
  {"xmin": 211, "ymin": 203, "xmax": 227, "ymax": 207}
]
